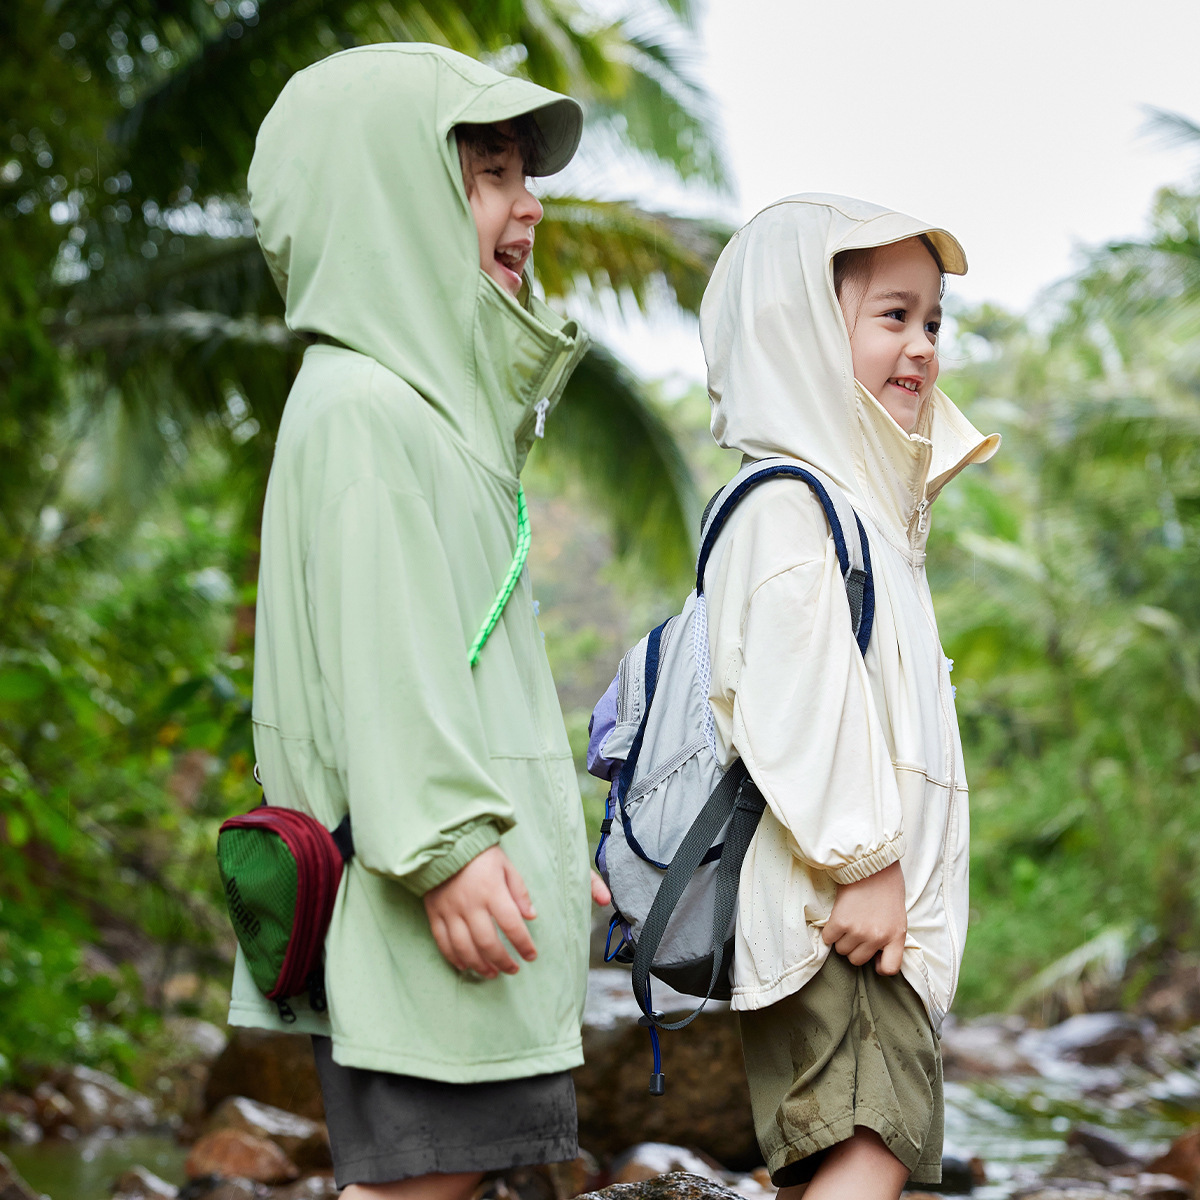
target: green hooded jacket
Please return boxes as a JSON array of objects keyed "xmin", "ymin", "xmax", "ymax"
[{"xmin": 226, "ymin": 44, "xmax": 593, "ymax": 1081}]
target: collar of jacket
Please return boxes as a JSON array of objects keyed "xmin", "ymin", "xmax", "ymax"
[
  {"xmin": 853, "ymin": 380, "xmax": 999, "ymax": 559},
  {"xmin": 471, "ymin": 278, "xmax": 590, "ymax": 478}
]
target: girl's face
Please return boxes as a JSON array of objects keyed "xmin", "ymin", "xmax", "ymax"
[{"xmin": 837, "ymin": 237, "xmax": 942, "ymax": 433}]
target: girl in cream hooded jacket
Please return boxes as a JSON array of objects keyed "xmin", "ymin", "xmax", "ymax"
[{"xmin": 699, "ymin": 195, "xmax": 999, "ymax": 1031}]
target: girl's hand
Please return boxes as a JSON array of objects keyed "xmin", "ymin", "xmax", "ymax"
[
  {"xmin": 822, "ymin": 860, "xmax": 907, "ymax": 975},
  {"xmin": 423, "ymin": 844, "xmax": 537, "ymax": 979},
  {"xmin": 590, "ymin": 870, "xmax": 611, "ymax": 907}
]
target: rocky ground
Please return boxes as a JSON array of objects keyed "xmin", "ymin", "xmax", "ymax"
[{"xmin": 5, "ymin": 956, "xmax": 1200, "ymax": 1200}]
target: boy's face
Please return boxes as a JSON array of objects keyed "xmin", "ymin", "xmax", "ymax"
[
  {"xmin": 837, "ymin": 237, "xmax": 942, "ymax": 433},
  {"xmin": 464, "ymin": 123, "xmax": 544, "ymax": 297}
]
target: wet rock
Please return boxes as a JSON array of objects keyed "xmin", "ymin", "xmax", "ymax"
[
  {"xmin": 165, "ymin": 1019, "xmax": 228, "ymax": 1065},
  {"xmin": 203, "ymin": 1097, "xmax": 331, "ymax": 1171},
  {"xmin": 56, "ymin": 1065, "xmax": 160, "ymax": 1134},
  {"xmin": 1011, "ymin": 1188, "xmax": 1111, "ymax": 1199},
  {"xmin": 112, "ymin": 1164, "xmax": 180, "ymax": 1199},
  {"xmin": 1043, "ymin": 1144, "xmax": 1120, "ymax": 1185},
  {"xmin": 0, "ymin": 1093, "xmax": 40, "ymax": 1146},
  {"xmin": 545, "ymin": 1152, "xmax": 603, "ymax": 1200},
  {"xmin": 576, "ymin": 971, "xmax": 756, "ymax": 1168},
  {"xmin": 576, "ymin": 1171, "xmax": 741, "ymax": 1200},
  {"xmin": 1023, "ymin": 1013, "xmax": 1153, "ymax": 1066},
  {"xmin": 271, "ymin": 1175, "xmax": 339, "ymax": 1200},
  {"xmin": 32, "ymin": 1081, "xmax": 76, "ymax": 1131},
  {"xmin": 1148, "ymin": 1127, "xmax": 1200, "ymax": 1184},
  {"xmin": 177, "ymin": 1177, "xmax": 263, "ymax": 1200},
  {"xmin": 938, "ymin": 1154, "xmax": 987, "ymax": 1190},
  {"xmin": 1131, "ymin": 1175, "xmax": 1190, "ymax": 1199},
  {"xmin": 204, "ymin": 1032, "xmax": 324, "ymax": 1123},
  {"xmin": 610, "ymin": 1145, "xmax": 726, "ymax": 1186},
  {"xmin": 1066, "ymin": 1124, "xmax": 1144, "ymax": 1170},
  {"xmin": 940, "ymin": 1014, "xmax": 1037, "ymax": 1079},
  {"xmin": 185, "ymin": 1128, "xmax": 300, "ymax": 1185},
  {"xmin": 1136, "ymin": 956, "xmax": 1200, "ymax": 1029},
  {"xmin": 0, "ymin": 1151, "xmax": 40, "ymax": 1200}
]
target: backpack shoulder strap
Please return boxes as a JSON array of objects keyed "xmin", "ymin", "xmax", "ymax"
[{"xmin": 696, "ymin": 458, "xmax": 874, "ymax": 657}]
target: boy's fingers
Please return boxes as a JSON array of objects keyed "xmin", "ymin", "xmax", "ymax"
[
  {"xmin": 590, "ymin": 871, "xmax": 611, "ymax": 907},
  {"xmin": 466, "ymin": 910, "xmax": 518, "ymax": 976},
  {"xmin": 492, "ymin": 892, "xmax": 538, "ymax": 963},
  {"xmin": 503, "ymin": 858, "xmax": 537, "ymax": 921},
  {"xmin": 448, "ymin": 917, "xmax": 494, "ymax": 978},
  {"xmin": 428, "ymin": 915, "xmax": 462, "ymax": 973}
]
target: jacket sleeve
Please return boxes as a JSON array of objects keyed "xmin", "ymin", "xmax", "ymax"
[
  {"xmin": 305, "ymin": 475, "xmax": 515, "ymax": 895},
  {"xmin": 716, "ymin": 491, "xmax": 905, "ymax": 884}
]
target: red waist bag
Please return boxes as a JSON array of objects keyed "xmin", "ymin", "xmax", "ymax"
[{"xmin": 217, "ymin": 804, "xmax": 354, "ymax": 1021}]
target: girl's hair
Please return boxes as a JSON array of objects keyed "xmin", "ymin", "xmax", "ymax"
[
  {"xmin": 455, "ymin": 115, "xmax": 547, "ymax": 189},
  {"xmin": 832, "ymin": 234, "xmax": 946, "ymax": 300}
]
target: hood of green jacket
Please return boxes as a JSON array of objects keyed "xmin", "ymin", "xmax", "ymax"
[{"xmin": 248, "ymin": 43, "xmax": 589, "ymax": 475}]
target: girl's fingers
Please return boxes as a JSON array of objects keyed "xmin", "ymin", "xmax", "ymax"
[
  {"xmin": 876, "ymin": 938, "xmax": 904, "ymax": 976},
  {"xmin": 590, "ymin": 871, "xmax": 611, "ymax": 907}
]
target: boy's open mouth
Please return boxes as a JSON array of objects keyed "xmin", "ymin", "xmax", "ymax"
[{"xmin": 494, "ymin": 244, "xmax": 530, "ymax": 286}]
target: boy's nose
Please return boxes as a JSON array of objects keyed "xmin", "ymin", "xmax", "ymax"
[{"xmin": 516, "ymin": 184, "xmax": 543, "ymax": 226}]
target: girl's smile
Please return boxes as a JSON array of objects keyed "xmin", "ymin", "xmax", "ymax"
[{"xmin": 837, "ymin": 238, "xmax": 943, "ymax": 433}]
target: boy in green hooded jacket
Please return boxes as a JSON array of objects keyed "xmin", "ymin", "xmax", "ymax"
[{"xmin": 230, "ymin": 44, "xmax": 605, "ymax": 1199}]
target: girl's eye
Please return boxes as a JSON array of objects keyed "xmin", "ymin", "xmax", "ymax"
[
  {"xmin": 883, "ymin": 308, "xmax": 906, "ymax": 322},
  {"xmin": 925, "ymin": 320, "xmax": 941, "ymax": 338}
]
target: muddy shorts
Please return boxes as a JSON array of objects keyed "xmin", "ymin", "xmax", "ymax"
[
  {"xmin": 738, "ymin": 953, "xmax": 943, "ymax": 1187},
  {"xmin": 312, "ymin": 1037, "xmax": 578, "ymax": 1188}
]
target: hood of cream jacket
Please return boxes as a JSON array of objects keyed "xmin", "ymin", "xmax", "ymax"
[
  {"xmin": 228, "ymin": 45, "xmax": 593, "ymax": 1081},
  {"xmin": 699, "ymin": 195, "xmax": 998, "ymax": 1027}
]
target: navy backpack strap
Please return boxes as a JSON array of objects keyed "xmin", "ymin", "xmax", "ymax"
[{"xmin": 696, "ymin": 461, "xmax": 874, "ymax": 657}]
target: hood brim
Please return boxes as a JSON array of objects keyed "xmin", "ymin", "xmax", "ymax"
[{"xmin": 456, "ymin": 79, "xmax": 583, "ymax": 176}]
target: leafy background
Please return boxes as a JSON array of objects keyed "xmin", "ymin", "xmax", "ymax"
[{"xmin": 3, "ymin": 0, "xmax": 1200, "ymax": 1088}]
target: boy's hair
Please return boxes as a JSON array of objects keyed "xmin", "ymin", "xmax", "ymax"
[
  {"xmin": 456, "ymin": 115, "xmax": 547, "ymax": 191},
  {"xmin": 832, "ymin": 234, "xmax": 946, "ymax": 300}
]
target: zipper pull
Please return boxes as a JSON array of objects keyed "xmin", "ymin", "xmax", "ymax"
[
  {"xmin": 533, "ymin": 398, "xmax": 550, "ymax": 439},
  {"xmin": 916, "ymin": 498, "xmax": 930, "ymax": 533}
]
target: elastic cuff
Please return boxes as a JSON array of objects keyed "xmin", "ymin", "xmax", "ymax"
[
  {"xmin": 827, "ymin": 834, "xmax": 905, "ymax": 886},
  {"xmin": 401, "ymin": 820, "xmax": 504, "ymax": 896}
]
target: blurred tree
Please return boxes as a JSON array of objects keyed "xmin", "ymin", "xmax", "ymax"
[
  {"xmin": 0, "ymin": 0, "xmax": 729, "ymax": 1084},
  {"xmin": 932, "ymin": 141, "xmax": 1200, "ymax": 1012}
]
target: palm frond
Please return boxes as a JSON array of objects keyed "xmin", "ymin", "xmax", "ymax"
[
  {"xmin": 538, "ymin": 343, "xmax": 700, "ymax": 585},
  {"xmin": 536, "ymin": 196, "xmax": 730, "ymax": 315}
]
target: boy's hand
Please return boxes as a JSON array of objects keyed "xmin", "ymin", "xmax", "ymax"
[
  {"xmin": 822, "ymin": 860, "xmax": 907, "ymax": 975},
  {"xmin": 423, "ymin": 844, "xmax": 537, "ymax": 979},
  {"xmin": 591, "ymin": 870, "xmax": 611, "ymax": 907}
]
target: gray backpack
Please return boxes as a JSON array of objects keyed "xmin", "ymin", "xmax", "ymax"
[{"xmin": 588, "ymin": 457, "xmax": 875, "ymax": 1093}]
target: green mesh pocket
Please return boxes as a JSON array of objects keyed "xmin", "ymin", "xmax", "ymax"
[{"xmin": 217, "ymin": 826, "xmax": 298, "ymax": 996}]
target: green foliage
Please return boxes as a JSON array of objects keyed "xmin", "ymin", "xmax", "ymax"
[{"xmin": 933, "ymin": 170, "xmax": 1200, "ymax": 1012}]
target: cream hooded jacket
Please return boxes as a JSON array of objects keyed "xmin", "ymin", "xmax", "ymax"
[{"xmin": 699, "ymin": 195, "xmax": 999, "ymax": 1029}]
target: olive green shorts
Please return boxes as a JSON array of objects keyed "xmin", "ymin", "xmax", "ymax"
[{"xmin": 738, "ymin": 953, "xmax": 943, "ymax": 1187}]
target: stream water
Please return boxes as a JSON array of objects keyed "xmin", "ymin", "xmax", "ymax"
[
  {"xmin": 8, "ymin": 1003, "xmax": 1200, "ymax": 1200},
  {"xmin": 6, "ymin": 1079, "xmax": 1191, "ymax": 1200}
]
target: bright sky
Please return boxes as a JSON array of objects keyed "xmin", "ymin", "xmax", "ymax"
[{"xmin": 593, "ymin": 0, "xmax": 1200, "ymax": 386}]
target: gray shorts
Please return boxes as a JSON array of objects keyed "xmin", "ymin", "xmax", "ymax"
[
  {"xmin": 312, "ymin": 1037, "xmax": 578, "ymax": 1187},
  {"xmin": 739, "ymin": 953, "xmax": 944, "ymax": 1187}
]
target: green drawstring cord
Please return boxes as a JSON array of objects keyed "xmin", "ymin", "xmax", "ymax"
[{"xmin": 468, "ymin": 486, "xmax": 532, "ymax": 668}]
